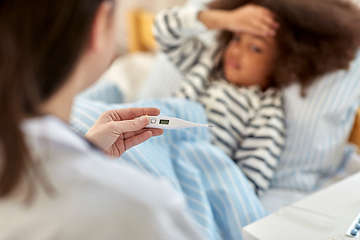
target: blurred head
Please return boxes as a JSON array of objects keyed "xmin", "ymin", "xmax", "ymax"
[
  {"xmin": 0, "ymin": 0, "xmax": 119, "ymax": 198},
  {"xmin": 210, "ymin": 0, "xmax": 360, "ymax": 91},
  {"xmin": 223, "ymin": 32, "xmax": 278, "ymax": 90}
]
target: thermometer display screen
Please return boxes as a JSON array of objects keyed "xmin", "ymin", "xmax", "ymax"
[{"xmin": 159, "ymin": 119, "xmax": 170, "ymax": 125}]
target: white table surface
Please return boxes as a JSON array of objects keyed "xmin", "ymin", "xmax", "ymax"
[{"xmin": 243, "ymin": 172, "xmax": 360, "ymax": 240}]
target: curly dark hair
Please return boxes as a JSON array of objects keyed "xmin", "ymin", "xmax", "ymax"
[{"xmin": 209, "ymin": 0, "xmax": 360, "ymax": 93}]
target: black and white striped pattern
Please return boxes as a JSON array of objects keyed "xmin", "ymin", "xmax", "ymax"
[{"xmin": 154, "ymin": 5, "xmax": 286, "ymax": 195}]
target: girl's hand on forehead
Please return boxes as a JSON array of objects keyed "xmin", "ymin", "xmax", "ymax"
[{"xmin": 225, "ymin": 4, "xmax": 279, "ymax": 37}]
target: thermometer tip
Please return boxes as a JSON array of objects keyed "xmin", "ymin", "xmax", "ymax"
[{"xmin": 208, "ymin": 125, "xmax": 213, "ymax": 128}]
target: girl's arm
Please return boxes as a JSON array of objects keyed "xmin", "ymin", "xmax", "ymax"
[
  {"xmin": 153, "ymin": 6, "xmax": 208, "ymax": 74},
  {"xmin": 153, "ymin": 4, "xmax": 278, "ymax": 75}
]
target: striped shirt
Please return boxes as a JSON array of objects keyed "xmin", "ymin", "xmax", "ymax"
[{"xmin": 153, "ymin": 5, "xmax": 286, "ymax": 195}]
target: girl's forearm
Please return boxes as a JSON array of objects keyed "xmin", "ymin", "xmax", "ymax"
[{"xmin": 198, "ymin": 10, "xmax": 229, "ymax": 30}]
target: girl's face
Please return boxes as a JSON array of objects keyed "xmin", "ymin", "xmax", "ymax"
[{"xmin": 223, "ymin": 33, "xmax": 278, "ymax": 90}]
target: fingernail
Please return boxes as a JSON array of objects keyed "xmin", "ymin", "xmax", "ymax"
[{"xmin": 140, "ymin": 115, "xmax": 148, "ymax": 123}]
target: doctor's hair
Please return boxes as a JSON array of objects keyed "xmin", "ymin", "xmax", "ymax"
[
  {"xmin": 209, "ymin": 0, "xmax": 360, "ymax": 94},
  {"xmin": 0, "ymin": 0, "xmax": 114, "ymax": 199}
]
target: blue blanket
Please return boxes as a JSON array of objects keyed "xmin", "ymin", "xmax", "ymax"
[{"xmin": 71, "ymin": 85, "xmax": 266, "ymax": 239}]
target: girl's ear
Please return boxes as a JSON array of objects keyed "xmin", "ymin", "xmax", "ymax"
[{"xmin": 88, "ymin": 1, "xmax": 114, "ymax": 53}]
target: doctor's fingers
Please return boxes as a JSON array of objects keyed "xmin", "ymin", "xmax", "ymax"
[
  {"xmin": 123, "ymin": 131, "xmax": 153, "ymax": 151},
  {"xmin": 107, "ymin": 116, "xmax": 151, "ymax": 134},
  {"xmin": 103, "ymin": 107, "xmax": 161, "ymax": 122},
  {"xmin": 123, "ymin": 128, "xmax": 164, "ymax": 139}
]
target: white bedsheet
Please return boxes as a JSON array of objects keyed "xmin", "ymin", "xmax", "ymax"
[
  {"xmin": 98, "ymin": 52, "xmax": 360, "ymax": 213},
  {"xmin": 260, "ymin": 151, "xmax": 360, "ymax": 213}
]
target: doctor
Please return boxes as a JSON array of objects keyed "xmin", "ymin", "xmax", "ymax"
[{"xmin": 0, "ymin": 0, "xmax": 202, "ymax": 239}]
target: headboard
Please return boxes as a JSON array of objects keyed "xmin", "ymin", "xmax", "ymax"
[
  {"xmin": 126, "ymin": 8, "xmax": 360, "ymax": 151},
  {"xmin": 126, "ymin": 9, "xmax": 156, "ymax": 52}
]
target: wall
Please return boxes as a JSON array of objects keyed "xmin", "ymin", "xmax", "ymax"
[{"xmin": 117, "ymin": 0, "xmax": 187, "ymax": 54}]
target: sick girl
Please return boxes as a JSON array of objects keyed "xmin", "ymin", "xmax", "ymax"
[{"xmin": 154, "ymin": 0, "xmax": 360, "ymax": 195}]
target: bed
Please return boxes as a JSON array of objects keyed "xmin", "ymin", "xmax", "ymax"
[
  {"xmin": 72, "ymin": 7, "xmax": 360, "ymax": 239},
  {"xmin": 124, "ymin": 8, "xmax": 360, "ymax": 150},
  {"xmin": 113, "ymin": 8, "xmax": 360, "ymax": 148},
  {"xmin": 103, "ymin": 4, "xmax": 360, "ymax": 201}
]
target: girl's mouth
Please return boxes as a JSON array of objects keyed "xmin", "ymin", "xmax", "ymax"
[{"xmin": 226, "ymin": 58, "xmax": 240, "ymax": 70}]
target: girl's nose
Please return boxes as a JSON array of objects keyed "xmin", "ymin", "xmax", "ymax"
[{"xmin": 231, "ymin": 42, "xmax": 244, "ymax": 58}]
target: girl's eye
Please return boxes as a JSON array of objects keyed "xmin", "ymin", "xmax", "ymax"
[
  {"xmin": 232, "ymin": 36, "xmax": 241, "ymax": 42},
  {"xmin": 250, "ymin": 45, "xmax": 262, "ymax": 53}
]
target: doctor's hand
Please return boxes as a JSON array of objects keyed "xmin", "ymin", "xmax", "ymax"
[{"xmin": 85, "ymin": 107, "xmax": 164, "ymax": 158}]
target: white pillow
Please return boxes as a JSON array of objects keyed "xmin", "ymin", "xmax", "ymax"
[
  {"xmin": 271, "ymin": 51, "xmax": 360, "ymax": 191},
  {"xmin": 137, "ymin": 53, "xmax": 184, "ymax": 99}
]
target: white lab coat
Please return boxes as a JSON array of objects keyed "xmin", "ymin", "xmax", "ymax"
[{"xmin": 0, "ymin": 115, "xmax": 202, "ymax": 240}]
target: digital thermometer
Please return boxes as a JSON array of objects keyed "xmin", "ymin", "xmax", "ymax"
[{"xmin": 145, "ymin": 116, "xmax": 213, "ymax": 130}]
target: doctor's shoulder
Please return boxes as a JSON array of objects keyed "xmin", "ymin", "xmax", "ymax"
[
  {"xmin": 47, "ymin": 153, "xmax": 201, "ymax": 240},
  {"xmin": 0, "ymin": 148, "xmax": 200, "ymax": 240}
]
